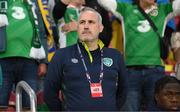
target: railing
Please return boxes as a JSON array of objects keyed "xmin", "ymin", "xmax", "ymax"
[{"xmin": 16, "ymin": 81, "xmax": 37, "ymax": 112}]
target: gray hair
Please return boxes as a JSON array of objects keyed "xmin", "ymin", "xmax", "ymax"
[{"xmin": 79, "ymin": 7, "xmax": 102, "ymax": 24}]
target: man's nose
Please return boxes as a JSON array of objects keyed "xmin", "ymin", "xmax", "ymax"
[
  {"xmin": 171, "ymin": 95, "xmax": 178, "ymax": 102},
  {"xmin": 84, "ymin": 22, "xmax": 89, "ymax": 28}
]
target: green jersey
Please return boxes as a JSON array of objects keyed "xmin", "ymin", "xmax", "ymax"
[
  {"xmin": 116, "ymin": 3, "xmax": 173, "ymax": 65},
  {"xmin": 0, "ymin": 0, "xmax": 34, "ymax": 58},
  {"xmin": 64, "ymin": 5, "xmax": 79, "ymax": 46}
]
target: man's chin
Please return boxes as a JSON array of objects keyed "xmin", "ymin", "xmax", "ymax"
[{"xmin": 80, "ymin": 37, "xmax": 90, "ymax": 41}]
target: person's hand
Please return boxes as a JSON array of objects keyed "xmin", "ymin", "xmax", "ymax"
[
  {"xmin": 0, "ymin": 14, "xmax": 8, "ymax": 27},
  {"xmin": 61, "ymin": 0, "xmax": 70, "ymax": 5},
  {"xmin": 62, "ymin": 23, "xmax": 70, "ymax": 32},
  {"xmin": 62, "ymin": 18, "xmax": 77, "ymax": 33},
  {"xmin": 68, "ymin": 18, "xmax": 77, "ymax": 31},
  {"xmin": 37, "ymin": 63, "xmax": 47, "ymax": 77},
  {"xmin": 171, "ymin": 32, "xmax": 180, "ymax": 52}
]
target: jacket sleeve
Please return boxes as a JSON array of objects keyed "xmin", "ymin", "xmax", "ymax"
[
  {"xmin": 117, "ymin": 52, "xmax": 128, "ymax": 109},
  {"xmin": 53, "ymin": 0, "xmax": 67, "ymax": 22},
  {"xmin": 44, "ymin": 50, "xmax": 63, "ymax": 111}
]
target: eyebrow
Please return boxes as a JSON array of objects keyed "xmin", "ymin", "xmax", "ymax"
[{"xmin": 79, "ymin": 20, "xmax": 96, "ymax": 23}]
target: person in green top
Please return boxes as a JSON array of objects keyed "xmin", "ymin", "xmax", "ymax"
[
  {"xmin": 0, "ymin": 0, "xmax": 48, "ymax": 111},
  {"xmin": 98, "ymin": 0, "xmax": 180, "ymax": 111},
  {"xmin": 62, "ymin": 0, "xmax": 85, "ymax": 47}
]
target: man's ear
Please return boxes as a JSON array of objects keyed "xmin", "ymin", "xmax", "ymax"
[
  {"xmin": 154, "ymin": 94, "xmax": 159, "ymax": 103},
  {"xmin": 99, "ymin": 24, "xmax": 104, "ymax": 33}
]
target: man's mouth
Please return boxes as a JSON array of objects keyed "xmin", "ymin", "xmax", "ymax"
[{"xmin": 82, "ymin": 31, "xmax": 91, "ymax": 34}]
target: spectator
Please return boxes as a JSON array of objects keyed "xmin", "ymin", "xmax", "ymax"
[
  {"xmin": 154, "ymin": 76, "xmax": 180, "ymax": 111},
  {"xmin": 0, "ymin": 0, "xmax": 48, "ymax": 111},
  {"xmin": 171, "ymin": 22, "xmax": 180, "ymax": 80},
  {"xmin": 98, "ymin": 0, "xmax": 180, "ymax": 111},
  {"xmin": 62, "ymin": 0, "xmax": 85, "ymax": 47},
  {"xmin": 44, "ymin": 7, "xmax": 128, "ymax": 111},
  {"xmin": 172, "ymin": 22, "xmax": 180, "ymax": 62},
  {"xmin": 118, "ymin": 0, "xmax": 176, "ymax": 46}
]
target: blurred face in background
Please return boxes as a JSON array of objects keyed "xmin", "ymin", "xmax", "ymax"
[
  {"xmin": 155, "ymin": 83, "xmax": 180, "ymax": 111},
  {"xmin": 139, "ymin": 0, "xmax": 156, "ymax": 8},
  {"xmin": 73, "ymin": 0, "xmax": 85, "ymax": 7}
]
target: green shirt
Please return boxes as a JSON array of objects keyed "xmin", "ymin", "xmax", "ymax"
[
  {"xmin": 116, "ymin": 3, "xmax": 173, "ymax": 65},
  {"xmin": 64, "ymin": 6, "xmax": 79, "ymax": 46},
  {"xmin": 0, "ymin": 0, "xmax": 34, "ymax": 58}
]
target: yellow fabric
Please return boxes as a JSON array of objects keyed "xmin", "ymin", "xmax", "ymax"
[
  {"xmin": 82, "ymin": 39, "xmax": 104, "ymax": 63},
  {"xmin": 37, "ymin": 0, "xmax": 52, "ymax": 36},
  {"xmin": 48, "ymin": 52, "xmax": 55, "ymax": 62},
  {"xmin": 167, "ymin": 50, "xmax": 174, "ymax": 60},
  {"xmin": 165, "ymin": 64, "xmax": 174, "ymax": 72},
  {"xmin": 110, "ymin": 19, "xmax": 123, "ymax": 53},
  {"xmin": 160, "ymin": 49, "xmax": 175, "ymax": 67},
  {"xmin": 164, "ymin": 50, "xmax": 176, "ymax": 73},
  {"xmin": 37, "ymin": 0, "xmax": 55, "ymax": 61}
]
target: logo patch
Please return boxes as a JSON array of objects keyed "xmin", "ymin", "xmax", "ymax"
[
  {"xmin": 71, "ymin": 58, "xmax": 78, "ymax": 63},
  {"xmin": 103, "ymin": 58, "xmax": 113, "ymax": 67},
  {"xmin": 150, "ymin": 9, "xmax": 158, "ymax": 16}
]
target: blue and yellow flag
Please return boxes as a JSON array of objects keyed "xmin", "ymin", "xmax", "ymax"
[{"xmin": 37, "ymin": 0, "xmax": 56, "ymax": 61}]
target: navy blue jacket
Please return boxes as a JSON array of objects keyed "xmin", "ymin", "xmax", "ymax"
[{"xmin": 44, "ymin": 42, "xmax": 128, "ymax": 111}]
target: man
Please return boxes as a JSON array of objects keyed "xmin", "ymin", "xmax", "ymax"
[
  {"xmin": 0, "ymin": 0, "xmax": 48, "ymax": 111},
  {"xmin": 98, "ymin": 0, "xmax": 180, "ymax": 111},
  {"xmin": 154, "ymin": 76, "xmax": 180, "ymax": 111},
  {"xmin": 44, "ymin": 7, "xmax": 128, "ymax": 111}
]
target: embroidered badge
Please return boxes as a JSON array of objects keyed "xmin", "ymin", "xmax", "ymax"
[
  {"xmin": 150, "ymin": 9, "xmax": 158, "ymax": 16},
  {"xmin": 103, "ymin": 58, "xmax": 113, "ymax": 67},
  {"xmin": 71, "ymin": 58, "xmax": 78, "ymax": 63}
]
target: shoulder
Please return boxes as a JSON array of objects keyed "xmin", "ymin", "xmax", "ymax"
[
  {"xmin": 103, "ymin": 48, "xmax": 125, "ymax": 69},
  {"xmin": 53, "ymin": 44, "xmax": 77, "ymax": 60},
  {"xmin": 103, "ymin": 47, "xmax": 122, "ymax": 54},
  {"xmin": 103, "ymin": 47, "xmax": 123, "ymax": 59}
]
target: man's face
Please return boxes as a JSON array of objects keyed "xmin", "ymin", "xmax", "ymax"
[
  {"xmin": 77, "ymin": 11, "xmax": 103, "ymax": 42},
  {"xmin": 155, "ymin": 83, "xmax": 180, "ymax": 111}
]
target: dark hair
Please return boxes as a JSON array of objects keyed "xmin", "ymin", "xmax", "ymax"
[
  {"xmin": 133, "ymin": 0, "xmax": 139, "ymax": 5},
  {"xmin": 155, "ymin": 76, "xmax": 180, "ymax": 94}
]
